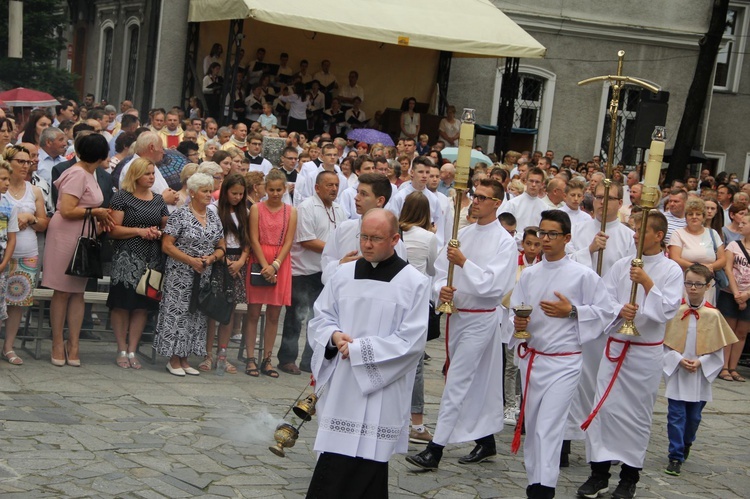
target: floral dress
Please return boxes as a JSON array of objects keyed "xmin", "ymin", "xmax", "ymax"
[{"xmin": 153, "ymin": 206, "xmax": 223, "ymax": 357}]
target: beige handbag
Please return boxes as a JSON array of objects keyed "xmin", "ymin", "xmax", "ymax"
[{"xmin": 136, "ymin": 267, "xmax": 164, "ymax": 301}]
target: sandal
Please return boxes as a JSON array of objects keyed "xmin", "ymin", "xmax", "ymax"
[
  {"xmin": 730, "ymin": 369, "xmax": 746, "ymax": 382},
  {"xmin": 116, "ymin": 351, "xmax": 130, "ymax": 369},
  {"xmin": 3, "ymin": 350, "xmax": 23, "ymax": 365},
  {"xmin": 245, "ymin": 357, "xmax": 260, "ymax": 377},
  {"xmin": 719, "ymin": 368, "xmax": 734, "ymax": 381},
  {"xmin": 261, "ymin": 357, "xmax": 279, "ymax": 378},
  {"xmin": 225, "ymin": 360, "xmax": 237, "ymax": 375},
  {"xmin": 127, "ymin": 352, "xmax": 142, "ymax": 370},
  {"xmin": 198, "ymin": 355, "xmax": 213, "ymax": 372}
]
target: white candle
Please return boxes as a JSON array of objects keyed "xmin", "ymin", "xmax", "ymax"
[
  {"xmin": 644, "ymin": 139, "xmax": 664, "ymax": 187},
  {"xmin": 455, "ymin": 121, "xmax": 474, "ymax": 187}
]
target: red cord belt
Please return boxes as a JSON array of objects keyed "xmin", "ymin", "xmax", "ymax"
[
  {"xmin": 443, "ymin": 308, "xmax": 496, "ymax": 378},
  {"xmin": 579, "ymin": 336, "xmax": 663, "ymax": 431},
  {"xmin": 511, "ymin": 342, "xmax": 581, "ymax": 454}
]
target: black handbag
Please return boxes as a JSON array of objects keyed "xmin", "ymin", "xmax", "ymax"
[
  {"xmin": 192, "ymin": 261, "xmax": 235, "ymax": 325},
  {"xmin": 427, "ymin": 302, "xmax": 442, "ymax": 341},
  {"xmin": 250, "ymin": 204, "xmax": 287, "ymax": 287},
  {"xmin": 65, "ymin": 208, "xmax": 103, "ymax": 278}
]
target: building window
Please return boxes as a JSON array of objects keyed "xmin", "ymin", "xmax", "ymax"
[
  {"xmin": 714, "ymin": 5, "xmax": 747, "ymax": 92},
  {"xmin": 100, "ymin": 26, "xmax": 114, "ymax": 103},
  {"xmin": 125, "ymin": 24, "xmax": 140, "ymax": 101},
  {"xmin": 600, "ymin": 85, "xmax": 641, "ymax": 166},
  {"xmin": 513, "ymin": 74, "xmax": 545, "ymax": 150}
]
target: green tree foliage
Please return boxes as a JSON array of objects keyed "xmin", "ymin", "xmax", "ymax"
[{"xmin": 0, "ymin": 0, "xmax": 77, "ymax": 98}]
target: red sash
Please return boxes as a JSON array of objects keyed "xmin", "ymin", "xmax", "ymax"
[
  {"xmin": 580, "ymin": 336, "xmax": 664, "ymax": 431},
  {"xmin": 511, "ymin": 343, "xmax": 581, "ymax": 453}
]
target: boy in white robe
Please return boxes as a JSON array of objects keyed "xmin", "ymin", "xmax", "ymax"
[
  {"xmin": 406, "ymin": 179, "xmax": 516, "ymax": 470},
  {"xmin": 497, "ymin": 167, "xmax": 548, "ymax": 248},
  {"xmin": 306, "ymin": 209, "xmax": 429, "ymax": 498},
  {"xmin": 578, "ymin": 211, "xmax": 684, "ymax": 499},
  {"xmin": 563, "ymin": 181, "xmax": 635, "ymax": 463},
  {"xmin": 662, "ymin": 264, "xmax": 737, "ymax": 477},
  {"xmin": 560, "ymin": 178, "xmax": 591, "ymax": 226},
  {"xmin": 509, "ymin": 210, "xmax": 615, "ymax": 499}
]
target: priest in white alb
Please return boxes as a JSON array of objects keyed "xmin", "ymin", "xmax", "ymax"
[
  {"xmin": 578, "ymin": 211, "xmax": 684, "ymax": 499},
  {"xmin": 306, "ymin": 209, "xmax": 430, "ymax": 499},
  {"xmin": 406, "ymin": 179, "xmax": 516, "ymax": 470},
  {"xmin": 509, "ymin": 210, "xmax": 615, "ymax": 499}
]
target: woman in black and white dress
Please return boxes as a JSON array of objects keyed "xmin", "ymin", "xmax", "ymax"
[
  {"xmin": 107, "ymin": 158, "xmax": 169, "ymax": 370},
  {"xmin": 155, "ymin": 173, "xmax": 226, "ymax": 376}
]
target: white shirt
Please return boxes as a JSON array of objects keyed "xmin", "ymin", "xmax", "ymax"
[
  {"xmin": 561, "ymin": 204, "xmax": 592, "ymax": 226},
  {"xmin": 294, "ymin": 162, "xmax": 348, "ymax": 207},
  {"xmin": 291, "ymin": 194, "xmax": 346, "ymax": 276},
  {"xmin": 339, "ymin": 83, "xmax": 364, "ymax": 103},
  {"xmin": 497, "ymin": 191, "xmax": 548, "ymax": 246}
]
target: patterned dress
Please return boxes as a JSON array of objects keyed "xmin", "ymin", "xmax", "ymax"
[
  {"xmin": 153, "ymin": 206, "xmax": 223, "ymax": 357},
  {"xmin": 107, "ymin": 190, "xmax": 169, "ymax": 311}
]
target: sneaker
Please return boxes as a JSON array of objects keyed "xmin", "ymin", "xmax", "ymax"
[
  {"xmin": 409, "ymin": 427, "xmax": 433, "ymax": 444},
  {"xmin": 577, "ymin": 475, "xmax": 609, "ymax": 498},
  {"xmin": 612, "ymin": 480, "xmax": 637, "ymax": 499},
  {"xmin": 665, "ymin": 459, "xmax": 681, "ymax": 476},
  {"xmin": 504, "ymin": 407, "xmax": 517, "ymax": 425},
  {"xmin": 230, "ymin": 333, "xmax": 243, "ymax": 343},
  {"xmin": 423, "ymin": 352, "xmax": 431, "ymax": 363}
]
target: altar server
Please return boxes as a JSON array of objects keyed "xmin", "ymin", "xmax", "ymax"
[
  {"xmin": 578, "ymin": 211, "xmax": 684, "ymax": 499},
  {"xmin": 406, "ymin": 179, "xmax": 516, "ymax": 470},
  {"xmin": 306, "ymin": 209, "xmax": 429, "ymax": 499}
]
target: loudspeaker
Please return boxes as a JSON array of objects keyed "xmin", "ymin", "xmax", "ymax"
[{"xmin": 634, "ymin": 90, "xmax": 669, "ymax": 149}]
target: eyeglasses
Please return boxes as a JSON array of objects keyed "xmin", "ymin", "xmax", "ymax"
[
  {"xmin": 473, "ymin": 194, "xmax": 500, "ymax": 203},
  {"xmin": 594, "ymin": 195, "xmax": 623, "ymax": 201},
  {"xmin": 284, "ymin": 156, "xmax": 299, "ymax": 161},
  {"xmin": 357, "ymin": 233, "xmax": 386, "ymax": 244},
  {"xmin": 536, "ymin": 230, "xmax": 564, "ymax": 240},
  {"xmin": 212, "ymin": 175, "xmax": 223, "ymax": 180},
  {"xmin": 684, "ymin": 281, "xmax": 708, "ymax": 289},
  {"xmin": 11, "ymin": 159, "xmax": 32, "ymax": 165}
]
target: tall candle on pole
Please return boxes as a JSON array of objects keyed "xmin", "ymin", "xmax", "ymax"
[
  {"xmin": 436, "ymin": 109, "xmax": 475, "ymax": 314},
  {"xmin": 617, "ymin": 126, "xmax": 666, "ymax": 336}
]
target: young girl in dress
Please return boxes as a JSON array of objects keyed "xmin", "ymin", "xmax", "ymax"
[{"xmin": 244, "ymin": 170, "xmax": 297, "ymax": 377}]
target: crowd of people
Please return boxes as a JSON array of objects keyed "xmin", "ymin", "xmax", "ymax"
[{"xmin": 0, "ymin": 91, "xmax": 746, "ymax": 499}]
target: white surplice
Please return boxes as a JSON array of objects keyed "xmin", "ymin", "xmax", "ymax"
[
  {"xmin": 585, "ymin": 253, "xmax": 684, "ymax": 468},
  {"xmin": 496, "ymin": 192, "xmax": 548, "ymax": 247},
  {"xmin": 561, "ymin": 203, "xmax": 592, "ymax": 226},
  {"xmin": 509, "ymin": 256, "xmax": 615, "ymax": 488},
  {"xmin": 309, "ymin": 257, "xmax": 430, "ymax": 463},
  {"xmin": 564, "ymin": 217, "xmax": 636, "ymax": 441},
  {"xmin": 431, "ymin": 220, "xmax": 517, "ymax": 445},
  {"xmin": 320, "ymin": 219, "xmax": 407, "ymax": 285},
  {"xmin": 663, "ymin": 302, "xmax": 724, "ymax": 403}
]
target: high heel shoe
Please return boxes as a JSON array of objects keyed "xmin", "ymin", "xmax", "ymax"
[
  {"xmin": 64, "ymin": 342, "xmax": 81, "ymax": 367},
  {"xmin": 50, "ymin": 355, "xmax": 65, "ymax": 367}
]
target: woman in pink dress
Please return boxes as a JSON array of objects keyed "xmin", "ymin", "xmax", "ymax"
[
  {"xmin": 42, "ymin": 133, "xmax": 114, "ymax": 367},
  {"xmin": 244, "ymin": 169, "xmax": 296, "ymax": 377}
]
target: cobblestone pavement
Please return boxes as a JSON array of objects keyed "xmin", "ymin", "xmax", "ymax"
[{"xmin": 0, "ymin": 336, "xmax": 748, "ymax": 498}]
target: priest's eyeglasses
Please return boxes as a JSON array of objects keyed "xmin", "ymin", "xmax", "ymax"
[
  {"xmin": 536, "ymin": 230, "xmax": 563, "ymax": 240},
  {"xmin": 473, "ymin": 194, "xmax": 501, "ymax": 203},
  {"xmin": 684, "ymin": 281, "xmax": 708, "ymax": 289},
  {"xmin": 357, "ymin": 234, "xmax": 386, "ymax": 243}
]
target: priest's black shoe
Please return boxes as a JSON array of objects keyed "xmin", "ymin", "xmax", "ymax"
[
  {"xmin": 457, "ymin": 444, "xmax": 497, "ymax": 464},
  {"xmin": 405, "ymin": 449, "xmax": 440, "ymax": 470}
]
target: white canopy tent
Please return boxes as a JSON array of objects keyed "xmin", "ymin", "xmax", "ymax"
[{"xmin": 188, "ymin": 0, "xmax": 546, "ymax": 59}]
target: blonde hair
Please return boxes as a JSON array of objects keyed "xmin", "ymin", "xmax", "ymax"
[
  {"xmin": 0, "ymin": 159, "xmax": 12, "ymax": 175},
  {"xmin": 508, "ymin": 179, "xmax": 525, "ymax": 195},
  {"xmin": 180, "ymin": 163, "xmax": 199, "ymax": 184},
  {"xmin": 226, "ymin": 146, "xmax": 243, "ymax": 159},
  {"xmin": 685, "ymin": 198, "xmax": 706, "ymax": 216},
  {"xmin": 121, "ymin": 158, "xmax": 154, "ymax": 193}
]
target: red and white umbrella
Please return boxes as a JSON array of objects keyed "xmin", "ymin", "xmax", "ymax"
[{"xmin": 0, "ymin": 87, "xmax": 59, "ymax": 107}]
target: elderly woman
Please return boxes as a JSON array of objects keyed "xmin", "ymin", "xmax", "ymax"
[
  {"xmin": 198, "ymin": 161, "xmax": 224, "ymax": 200},
  {"xmin": 1, "ymin": 146, "xmax": 48, "ymax": 366},
  {"xmin": 155, "ymin": 172, "xmax": 226, "ymax": 376},
  {"xmin": 43, "ymin": 132, "xmax": 114, "ymax": 366},
  {"xmin": 108, "ymin": 158, "xmax": 169, "ymax": 369},
  {"xmin": 203, "ymin": 139, "xmax": 219, "ymax": 162},
  {"xmin": 668, "ymin": 197, "xmax": 726, "ymax": 304}
]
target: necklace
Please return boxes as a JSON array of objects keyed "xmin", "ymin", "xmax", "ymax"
[
  {"xmin": 191, "ymin": 205, "xmax": 207, "ymax": 220},
  {"xmin": 323, "ymin": 204, "xmax": 337, "ymax": 228}
]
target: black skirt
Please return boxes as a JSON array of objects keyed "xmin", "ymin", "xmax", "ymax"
[{"xmin": 106, "ymin": 281, "xmax": 160, "ymax": 311}]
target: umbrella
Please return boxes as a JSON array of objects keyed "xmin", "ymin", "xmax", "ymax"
[
  {"xmin": 663, "ymin": 148, "xmax": 709, "ymax": 164},
  {"xmin": 158, "ymin": 149, "xmax": 191, "ymax": 191},
  {"xmin": 0, "ymin": 87, "xmax": 59, "ymax": 108},
  {"xmin": 0, "ymin": 99, "xmax": 6, "ymax": 109},
  {"xmin": 346, "ymin": 128, "xmax": 394, "ymax": 146},
  {"xmin": 440, "ymin": 147, "xmax": 493, "ymax": 167}
]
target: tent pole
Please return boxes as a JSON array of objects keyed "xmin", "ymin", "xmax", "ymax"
[
  {"xmin": 437, "ymin": 51, "xmax": 452, "ymax": 116},
  {"xmin": 495, "ymin": 57, "xmax": 519, "ymax": 158},
  {"xmin": 220, "ymin": 19, "xmax": 245, "ymax": 126},
  {"xmin": 181, "ymin": 22, "xmax": 201, "ymax": 113}
]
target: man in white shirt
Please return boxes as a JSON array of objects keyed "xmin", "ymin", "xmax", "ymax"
[
  {"xmin": 542, "ymin": 177, "xmax": 566, "ymax": 209},
  {"xmin": 623, "ymin": 171, "xmax": 639, "ymax": 208},
  {"xmin": 338, "ymin": 70, "xmax": 364, "ymax": 109},
  {"xmin": 295, "ymin": 143, "xmax": 347, "ymax": 207},
  {"xmin": 313, "ymin": 59, "xmax": 338, "ymax": 101},
  {"xmin": 664, "ymin": 189, "xmax": 688, "ymax": 244},
  {"xmin": 497, "ymin": 167, "xmax": 548, "ymax": 246},
  {"xmin": 278, "ymin": 171, "xmax": 346, "ymax": 375},
  {"xmin": 53, "ymin": 100, "xmax": 75, "ymax": 127},
  {"xmin": 119, "ymin": 132, "xmax": 178, "ymax": 209},
  {"xmin": 37, "ymin": 127, "xmax": 67, "ymax": 185}
]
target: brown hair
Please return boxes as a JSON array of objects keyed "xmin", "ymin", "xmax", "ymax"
[{"xmin": 398, "ymin": 191, "xmax": 431, "ymax": 231}]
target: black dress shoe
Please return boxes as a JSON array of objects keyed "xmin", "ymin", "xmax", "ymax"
[
  {"xmin": 79, "ymin": 330, "xmax": 101, "ymax": 340},
  {"xmin": 458, "ymin": 444, "xmax": 497, "ymax": 464},
  {"xmin": 405, "ymin": 448, "xmax": 440, "ymax": 470}
]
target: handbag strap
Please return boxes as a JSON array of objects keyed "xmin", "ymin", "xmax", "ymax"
[
  {"xmin": 81, "ymin": 208, "xmax": 93, "ymax": 238},
  {"xmin": 272, "ymin": 204, "xmax": 287, "ymax": 261},
  {"xmin": 738, "ymin": 240, "xmax": 750, "ymax": 265}
]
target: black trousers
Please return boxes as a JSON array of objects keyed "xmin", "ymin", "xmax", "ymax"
[
  {"xmin": 278, "ymin": 272, "xmax": 323, "ymax": 366},
  {"xmin": 306, "ymin": 452, "xmax": 388, "ymax": 499}
]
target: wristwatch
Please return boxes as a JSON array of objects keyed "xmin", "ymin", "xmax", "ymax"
[{"xmin": 568, "ymin": 306, "xmax": 578, "ymax": 319}]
